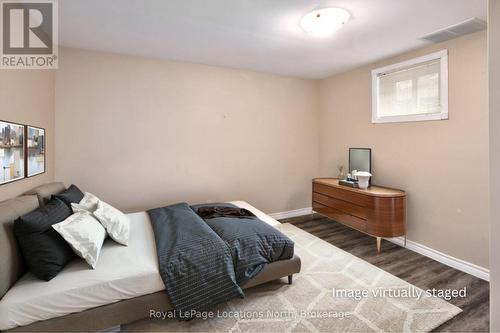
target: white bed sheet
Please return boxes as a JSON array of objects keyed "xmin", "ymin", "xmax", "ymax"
[{"xmin": 0, "ymin": 201, "xmax": 281, "ymax": 331}]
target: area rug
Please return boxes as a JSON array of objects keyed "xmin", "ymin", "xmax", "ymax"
[{"xmin": 123, "ymin": 223, "xmax": 461, "ymax": 332}]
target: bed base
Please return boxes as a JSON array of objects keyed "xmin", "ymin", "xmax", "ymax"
[{"xmin": 8, "ymin": 256, "xmax": 301, "ymax": 332}]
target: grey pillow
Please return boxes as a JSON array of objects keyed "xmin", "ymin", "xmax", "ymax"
[
  {"xmin": 53, "ymin": 184, "xmax": 84, "ymax": 209},
  {"xmin": 14, "ymin": 197, "xmax": 75, "ymax": 281}
]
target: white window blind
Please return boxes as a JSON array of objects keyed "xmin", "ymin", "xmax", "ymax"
[{"xmin": 372, "ymin": 50, "xmax": 448, "ymax": 123}]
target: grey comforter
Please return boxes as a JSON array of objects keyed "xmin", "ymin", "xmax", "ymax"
[{"xmin": 148, "ymin": 203, "xmax": 294, "ymax": 319}]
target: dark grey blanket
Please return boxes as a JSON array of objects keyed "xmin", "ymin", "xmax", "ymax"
[
  {"xmin": 148, "ymin": 203, "xmax": 294, "ymax": 319},
  {"xmin": 148, "ymin": 203, "xmax": 244, "ymax": 318},
  {"xmin": 191, "ymin": 203, "xmax": 294, "ymax": 286}
]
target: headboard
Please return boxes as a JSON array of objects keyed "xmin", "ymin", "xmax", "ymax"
[
  {"xmin": 0, "ymin": 195, "xmax": 39, "ymax": 299},
  {"xmin": 0, "ymin": 182, "xmax": 67, "ymax": 299},
  {"xmin": 24, "ymin": 182, "xmax": 66, "ymax": 207}
]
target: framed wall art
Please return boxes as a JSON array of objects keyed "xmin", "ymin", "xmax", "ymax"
[
  {"xmin": 27, "ymin": 126, "xmax": 46, "ymax": 177},
  {"xmin": 0, "ymin": 120, "xmax": 26, "ymax": 185}
]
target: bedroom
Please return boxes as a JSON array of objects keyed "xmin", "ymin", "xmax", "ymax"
[{"xmin": 0, "ymin": 0, "xmax": 499, "ymax": 332}]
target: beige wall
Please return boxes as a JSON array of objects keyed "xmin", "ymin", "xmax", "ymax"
[
  {"xmin": 54, "ymin": 48, "xmax": 319, "ymax": 213},
  {"xmin": 319, "ymin": 32, "xmax": 489, "ymax": 268},
  {"xmin": 489, "ymin": 0, "xmax": 500, "ymax": 328},
  {"xmin": 3, "ymin": 32, "xmax": 486, "ymax": 270},
  {"xmin": 0, "ymin": 70, "xmax": 54, "ymax": 202}
]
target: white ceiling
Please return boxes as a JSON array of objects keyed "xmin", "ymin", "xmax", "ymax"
[{"xmin": 59, "ymin": 0, "xmax": 487, "ymax": 79}]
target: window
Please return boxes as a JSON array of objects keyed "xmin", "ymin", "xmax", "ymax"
[{"xmin": 372, "ymin": 50, "xmax": 448, "ymax": 123}]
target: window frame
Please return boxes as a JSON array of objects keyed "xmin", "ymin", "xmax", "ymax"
[{"xmin": 371, "ymin": 49, "xmax": 449, "ymax": 124}]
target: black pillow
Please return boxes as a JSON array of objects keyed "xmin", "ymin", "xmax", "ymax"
[
  {"xmin": 14, "ymin": 197, "xmax": 75, "ymax": 281},
  {"xmin": 53, "ymin": 184, "xmax": 84, "ymax": 207}
]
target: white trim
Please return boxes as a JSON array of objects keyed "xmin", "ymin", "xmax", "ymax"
[
  {"xmin": 269, "ymin": 207, "xmax": 312, "ymax": 220},
  {"xmin": 387, "ymin": 236, "xmax": 490, "ymax": 281},
  {"xmin": 372, "ymin": 49, "xmax": 449, "ymax": 124},
  {"xmin": 372, "ymin": 49, "xmax": 448, "ymax": 75},
  {"xmin": 440, "ymin": 50, "xmax": 449, "ymax": 120},
  {"xmin": 371, "ymin": 112, "xmax": 447, "ymax": 124}
]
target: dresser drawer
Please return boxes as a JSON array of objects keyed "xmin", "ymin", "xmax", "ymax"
[
  {"xmin": 313, "ymin": 192, "xmax": 368, "ymax": 220},
  {"xmin": 313, "ymin": 202, "xmax": 367, "ymax": 232},
  {"xmin": 313, "ymin": 183, "xmax": 373, "ymax": 207}
]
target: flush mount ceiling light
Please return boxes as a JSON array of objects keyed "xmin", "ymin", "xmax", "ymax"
[{"xmin": 300, "ymin": 7, "xmax": 350, "ymax": 37}]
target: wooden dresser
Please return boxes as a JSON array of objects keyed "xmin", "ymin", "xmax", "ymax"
[{"xmin": 312, "ymin": 178, "xmax": 406, "ymax": 251}]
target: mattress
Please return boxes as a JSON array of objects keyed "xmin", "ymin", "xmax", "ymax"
[
  {"xmin": 0, "ymin": 201, "xmax": 281, "ymax": 331},
  {"xmin": 228, "ymin": 200, "xmax": 282, "ymax": 230}
]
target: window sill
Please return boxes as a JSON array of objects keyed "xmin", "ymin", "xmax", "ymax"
[{"xmin": 372, "ymin": 112, "xmax": 449, "ymax": 124}]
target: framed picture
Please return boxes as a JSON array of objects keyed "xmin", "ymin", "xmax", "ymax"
[
  {"xmin": 0, "ymin": 120, "xmax": 26, "ymax": 185},
  {"xmin": 27, "ymin": 126, "xmax": 46, "ymax": 177}
]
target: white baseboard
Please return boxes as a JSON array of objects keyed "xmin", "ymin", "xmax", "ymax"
[
  {"xmin": 269, "ymin": 207, "xmax": 490, "ymax": 281},
  {"xmin": 387, "ymin": 236, "xmax": 490, "ymax": 281},
  {"xmin": 269, "ymin": 207, "xmax": 313, "ymax": 220}
]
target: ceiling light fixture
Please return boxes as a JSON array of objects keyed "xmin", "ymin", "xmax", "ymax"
[{"xmin": 300, "ymin": 7, "xmax": 350, "ymax": 37}]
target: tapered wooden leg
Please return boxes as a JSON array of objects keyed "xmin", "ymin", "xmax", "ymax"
[
  {"xmin": 376, "ymin": 237, "xmax": 382, "ymax": 252},
  {"xmin": 288, "ymin": 275, "xmax": 293, "ymax": 285}
]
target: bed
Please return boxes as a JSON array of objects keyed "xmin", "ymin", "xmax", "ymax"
[{"xmin": 0, "ymin": 183, "xmax": 301, "ymax": 332}]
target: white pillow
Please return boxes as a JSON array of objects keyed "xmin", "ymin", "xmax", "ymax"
[
  {"xmin": 94, "ymin": 201, "xmax": 130, "ymax": 246},
  {"xmin": 71, "ymin": 192, "xmax": 100, "ymax": 213},
  {"xmin": 52, "ymin": 212, "xmax": 107, "ymax": 269}
]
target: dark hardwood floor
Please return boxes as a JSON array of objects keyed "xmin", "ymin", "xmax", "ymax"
[{"xmin": 282, "ymin": 213, "xmax": 490, "ymax": 332}]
